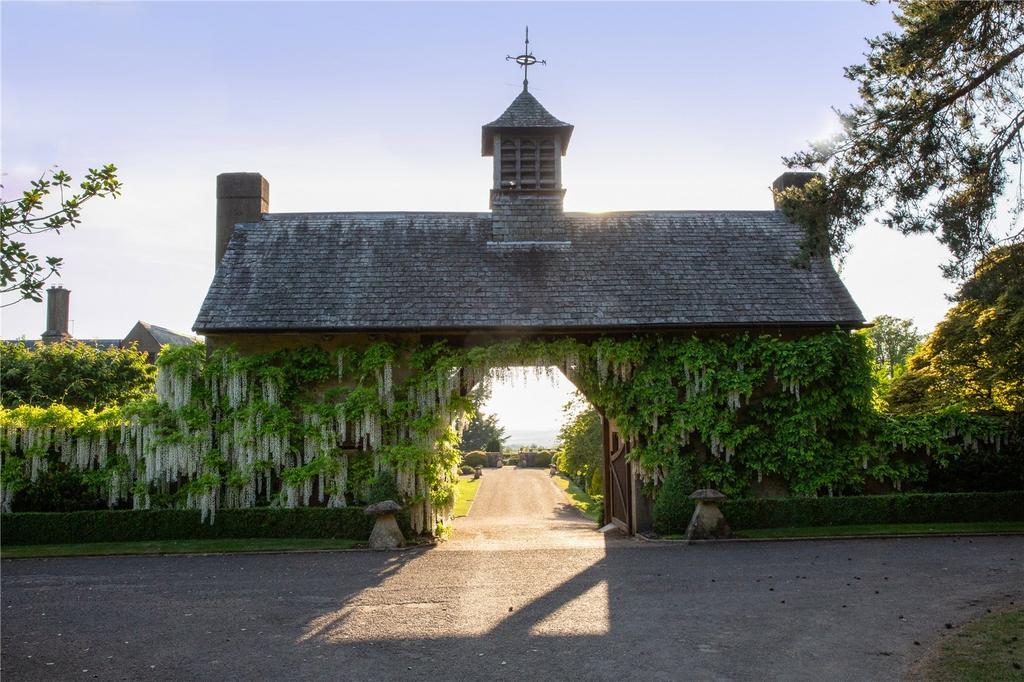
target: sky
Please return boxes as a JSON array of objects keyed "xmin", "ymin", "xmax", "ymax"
[{"xmin": 2, "ymin": 2, "xmax": 959, "ymax": 444}]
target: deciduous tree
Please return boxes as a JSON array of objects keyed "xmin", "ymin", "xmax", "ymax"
[
  {"xmin": 1, "ymin": 165, "xmax": 121, "ymax": 305},
  {"xmin": 555, "ymin": 396, "xmax": 602, "ymax": 488},
  {"xmin": 887, "ymin": 243, "xmax": 1023, "ymax": 412}
]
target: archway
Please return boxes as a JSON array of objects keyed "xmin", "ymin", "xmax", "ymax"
[{"xmin": 452, "ymin": 365, "xmax": 616, "ymax": 544}]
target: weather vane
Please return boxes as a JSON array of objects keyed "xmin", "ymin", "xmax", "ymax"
[{"xmin": 506, "ymin": 26, "xmax": 546, "ymax": 92}]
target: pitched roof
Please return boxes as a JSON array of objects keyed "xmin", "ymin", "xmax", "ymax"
[
  {"xmin": 135, "ymin": 321, "xmax": 197, "ymax": 346},
  {"xmin": 482, "ymin": 90, "xmax": 574, "ymax": 155},
  {"xmin": 194, "ymin": 211, "xmax": 864, "ymax": 333},
  {"xmin": 11, "ymin": 339, "xmax": 122, "ymax": 350}
]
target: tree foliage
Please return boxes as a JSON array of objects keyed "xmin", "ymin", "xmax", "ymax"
[
  {"xmin": 865, "ymin": 315, "xmax": 921, "ymax": 378},
  {"xmin": 459, "ymin": 411, "xmax": 507, "ymax": 452},
  {"xmin": 782, "ymin": 1, "xmax": 1024, "ymax": 278},
  {"xmin": 555, "ymin": 396, "xmax": 603, "ymax": 489},
  {"xmin": 888, "ymin": 243, "xmax": 1024, "ymax": 413},
  {"xmin": 0, "ymin": 341, "xmax": 155, "ymax": 409},
  {"xmin": 1, "ymin": 165, "xmax": 121, "ymax": 305}
]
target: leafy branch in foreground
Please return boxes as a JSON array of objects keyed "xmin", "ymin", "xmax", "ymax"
[
  {"xmin": 782, "ymin": 1, "xmax": 1024, "ymax": 278},
  {"xmin": 1, "ymin": 164, "xmax": 121, "ymax": 305}
]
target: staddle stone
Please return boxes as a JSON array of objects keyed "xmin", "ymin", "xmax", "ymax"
[
  {"xmin": 685, "ymin": 488, "xmax": 731, "ymax": 542},
  {"xmin": 364, "ymin": 500, "xmax": 404, "ymax": 550}
]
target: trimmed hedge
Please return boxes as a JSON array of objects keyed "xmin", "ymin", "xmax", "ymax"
[
  {"xmin": 0, "ymin": 507, "xmax": 413, "ymax": 546},
  {"xmin": 718, "ymin": 491, "xmax": 1024, "ymax": 531},
  {"xmin": 461, "ymin": 451, "xmax": 487, "ymax": 468}
]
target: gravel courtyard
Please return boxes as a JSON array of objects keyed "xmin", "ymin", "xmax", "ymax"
[{"xmin": 2, "ymin": 468, "xmax": 1021, "ymax": 681}]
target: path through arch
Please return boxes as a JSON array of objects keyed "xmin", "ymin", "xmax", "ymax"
[{"xmin": 444, "ymin": 466, "xmax": 625, "ymax": 550}]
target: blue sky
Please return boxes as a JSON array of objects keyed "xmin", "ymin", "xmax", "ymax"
[{"xmin": 2, "ymin": 2, "xmax": 958, "ymax": 441}]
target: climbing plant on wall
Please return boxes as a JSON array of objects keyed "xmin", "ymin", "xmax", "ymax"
[{"xmin": 0, "ymin": 330, "xmax": 1010, "ymax": 534}]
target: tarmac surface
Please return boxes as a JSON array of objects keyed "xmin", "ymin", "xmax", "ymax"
[{"xmin": 2, "ymin": 467, "xmax": 1022, "ymax": 681}]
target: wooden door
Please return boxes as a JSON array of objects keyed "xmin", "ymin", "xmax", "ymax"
[{"xmin": 603, "ymin": 416, "xmax": 633, "ymax": 534}]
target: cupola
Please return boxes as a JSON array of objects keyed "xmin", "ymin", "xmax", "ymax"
[{"xmin": 482, "ymin": 27, "xmax": 573, "ymax": 213}]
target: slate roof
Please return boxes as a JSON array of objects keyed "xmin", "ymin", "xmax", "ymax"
[
  {"xmin": 482, "ymin": 90, "xmax": 574, "ymax": 155},
  {"xmin": 194, "ymin": 210, "xmax": 864, "ymax": 333},
  {"xmin": 137, "ymin": 322, "xmax": 197, "ymax": 346},
  {"xmin": 12, "ymin": 339, "xmax": 121, "ymax": 350}
]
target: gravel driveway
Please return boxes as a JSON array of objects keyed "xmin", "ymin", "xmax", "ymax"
[{"xmin": 2, "ymin": 468, "xmax": 1021, "ymax": 681}]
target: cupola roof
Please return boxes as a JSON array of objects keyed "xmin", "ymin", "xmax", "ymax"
[{"xmin": 482, "ymin": 90, "xmax": 574, "ymax": 155}]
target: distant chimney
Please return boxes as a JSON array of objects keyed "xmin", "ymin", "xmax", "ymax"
[
  {"xmin": 771, "ymin": 171, "xmax": 821, "ymax": 209},
  {"xmin": 216, "ymin": 173, "xmax": 269, "ymax": 267},
  {"xmin": 41, "ymin": 286, "xmax": 71, "ymax": 344}
]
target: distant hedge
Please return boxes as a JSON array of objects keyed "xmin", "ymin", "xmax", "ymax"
[
  {"xmin": 462, "ymin": 451, "xmax": 488, "ymax": 468},
  {"xmin": 717, "ymin": 491, "xmax": 1024, "ymax": 532},
  {"xmin": 0, "ymin": 507, "xmax": 412, "ymax": 546}
]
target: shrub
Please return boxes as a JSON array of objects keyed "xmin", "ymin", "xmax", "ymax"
[
  {"xmin": 460, "ymin": 465, "xmax": 474, "ymax": 475},
  {"xmin": 721, "ymin": 491, "xmax": 1024, "ymax": 530},
  {"xmin": 588, "ymin": 468, "xmax": 604, "ymax": 497},
  {"xmin": 652, "ymin": 461, "xmax": 698, "ymax": 535},
  {"xmin": 530, "ymin": 451, "xmax": 554, "ymax": 468},
  {"xmin": 652, "ymin": 489, "xmax": 1024, "ymax": 535},
  {"xmin": 367, "ymin": 470, "xmax": 400, "ymax": 504},
  {"xmin": 0, "ymin": 507, "xmax": 413, "ymax": 546},
  {"xmin": 0, "ymin": 340, "xmax": 155, "ymax": 409},
  {"xmin": 462, "ymin": 451, "xmax": 487, "ymax": 468}
]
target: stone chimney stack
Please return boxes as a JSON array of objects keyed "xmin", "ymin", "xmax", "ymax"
[
  {"xmin": 216, "ymin": 173, "xmax": 269, "ymax": 267},
  {"xmin": 41, "ymin": 285, "xmax": 71, "ymax": 344},
  {"xmin": 771, "ymin": 171, "xmax": 821, "ymax": 209}
]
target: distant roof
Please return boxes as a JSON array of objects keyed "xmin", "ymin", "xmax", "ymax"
[
  {"xmin": 482, "ymin": 90, "xmax": 574, "ymax": 155},
  {"xmin": 12, "ymin": 339, "xmax": 121, "ymax": 350},
  {"xmin": 135, "ymin": 321, "xmax": 197, "ymax": 347},
  {"xmin": 194, "ymin": 210, "xmax": 864, "ymax": 333}
]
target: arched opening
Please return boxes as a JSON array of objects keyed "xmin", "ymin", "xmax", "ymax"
[{"xmin": 450, "ymin": 365, "xmax": 620, "ymax": 545}]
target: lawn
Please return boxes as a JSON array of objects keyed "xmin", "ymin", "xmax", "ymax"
[
  {"xmin": 731, "ymin": 521, "xmax": 1024, "ymax": 539},
  {"xmin": 912, "ymin": 607, "xmax": 1024, "ymax": 681},
  {"xmin": 454, "ymin": 475, "xmax": 481, "ymax": 517},
  {"xmin": 552, "ymin": 473, "xmax": 603, "ymax": 523},
  {"xmin": 1, "ymin": 537, "xmax": 361, "ymax": 559}
]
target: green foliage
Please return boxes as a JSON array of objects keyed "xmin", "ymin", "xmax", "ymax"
[
  {"xmin": 651, "ymin": 460, "xmax": 698, "ymax": 535},
  {"xmin": 461, "ymin": 451, "xmax": 487, "ymax": 467},
  {"xmin": 555, "ymin": 397, "xmax": 602, "ymax": 488},
  {"xmin": 366, "ymin": 470, "xmax": 400, "ymax": 504},
  {"xmin": 1, "ymin": 341, "xmax": 155, "ymax": 409},
  {"xmin": 0, "ymin": 507, "xmax": 412, "ymax": 546},
  {"xmin": 525, "ymin": 451, "xmax": 554, "ymax": 468},
  {"xmin": 864, "ymin": 315, "xmax": 921, "ymax": 379},
  {"xmin": 718, "ymin": 491, "xmax": 1024, "ymax": 532},
  {"xmin": 1, "ymin": 164, "xmax": 122, "ymax": 304},
  {"xmin": 2, "ymin": 328, "xmax": 1014, "ymax": 536},
  {"xmin": 783, "ymin": 1, "xmax": 1024, "ymax": 278},
  {"xmin": 459, "ymin": 411, "xmax": 507, "ymax": 452},
  {"xmin": 588, "ymin": 467, "xmax": 603, "ymax": 497},
  {"xmin": 889, "ymin": 244, "xmax": 1024, "ymax": 413}
]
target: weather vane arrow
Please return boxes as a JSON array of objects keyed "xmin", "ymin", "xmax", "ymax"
[{"xmin": 506, "ymin": 26, "xmax": 546, "ymax": 92}]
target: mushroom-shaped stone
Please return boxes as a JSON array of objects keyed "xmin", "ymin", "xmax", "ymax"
[
  {"xmin": 364, "ymin": 500, "xmax": 404, "ymax": 550},
  {"xmin": 685, "ymin": 488, "xmax": 731, "ymax": 542},
  {"xmin": 689, "ymin": 489, "xmax": 727, "ymax": 503}
]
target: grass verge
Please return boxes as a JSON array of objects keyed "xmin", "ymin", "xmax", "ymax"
[
  {"xmin": 1, "ymin": 537, "xmax": 361, "ymax": 559},
  {"xmin": 731, "ymin": 521, "xmax": 1024, "ymax": 539},
  {"xmin": 552, "ymin": 473, "xmax": 603, "ymax": 523},
  {"xmin": 912, "ymin": 607, "xmax": 1024, "ymax": 681},
  {"xmin": 454, "ymin": 475, "xmax": 482, "ymax": 517}
]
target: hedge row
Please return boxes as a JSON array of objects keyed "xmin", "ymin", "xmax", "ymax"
[
  {"xmin": 719, "ymin": 491, "xmax": 1024, "ymax": 531},
  {"xmin": 0, "ymin": 507, "xmax": 412, "ymax": 546}
]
